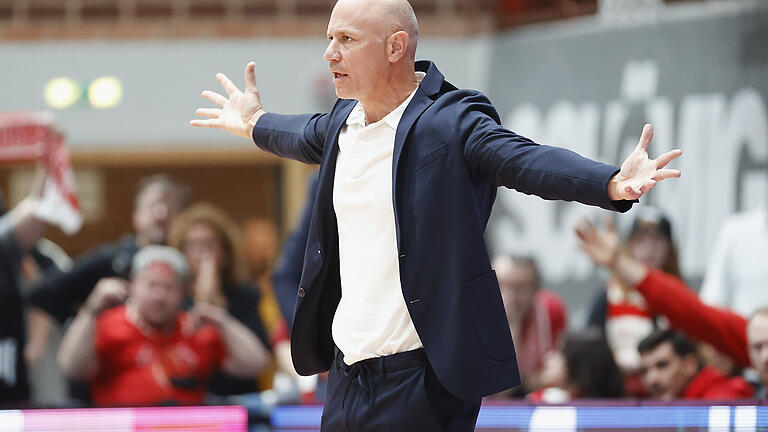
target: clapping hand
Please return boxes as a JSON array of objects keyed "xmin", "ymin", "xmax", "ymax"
[
  {"xmin": 190, "ymin": 62, "xmax": 266, "ymax": 138},
  {"xmin": 608, "ymin": 124, "xmax": 682, "ymax": 201}
]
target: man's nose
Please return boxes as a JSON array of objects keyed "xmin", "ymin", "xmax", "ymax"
[
  {"xmin": 152, "ymin": 203, "xmax": 169, "ymax": 220},
  {"xmin": 323, "ymin": 40, "xmax": 340, "ymax": 62},
  {"xmin": 643, "ymin": 369, "xmax": 659, "ymax": 386}
]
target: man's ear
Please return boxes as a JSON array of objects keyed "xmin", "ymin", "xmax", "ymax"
[{"xmin": 386, "ymin": 31, "xmax": 409, "ymax": 63}]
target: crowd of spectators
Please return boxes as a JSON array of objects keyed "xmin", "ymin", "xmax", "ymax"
[{"xmin": 0, "ymin": 165, "xmax": 766, "ymax": 427}]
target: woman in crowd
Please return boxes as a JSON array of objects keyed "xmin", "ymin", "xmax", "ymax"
[{"xmin": 168, "ymin": 202, "xmax": 273, "ymax": 395}]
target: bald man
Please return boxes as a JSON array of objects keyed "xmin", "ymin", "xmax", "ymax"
[{"xmin": 192, "ymin": 0, "xmax": 682, "ymax": 429}]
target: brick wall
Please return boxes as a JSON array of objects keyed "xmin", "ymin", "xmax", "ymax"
[{"xmin": 0, "ymin": 0, "xmax": 499, "ymax": 40}]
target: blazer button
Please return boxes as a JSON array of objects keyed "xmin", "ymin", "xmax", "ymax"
[
  {"xmin": 298, "ymin": 287, "xmax": 306, "ymax": 298},
  {"xmin": 317, "ymin": 249, "xmax": 322, "ymax": 258}
]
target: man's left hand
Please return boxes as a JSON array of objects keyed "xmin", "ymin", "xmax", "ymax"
[{"xmin": 608, "ymin": 124, "xmax": 682, "ymax": 201}]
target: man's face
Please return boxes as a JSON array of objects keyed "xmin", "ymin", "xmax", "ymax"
[
  {"xmin": 639, "ymin": 342, "xmax": 698, "ymax": 399},
  {"xmin": 323, "ymin": 0, "xmax": 390, "ymax": 102},
  {"xmin": 131, "ymin": 262, "xmax": 185, "ymax": 328},
  {"xmin": 747, "ymin": 313, "xmax": 768, "ymax": 386},
  {"xmin": 497, "ymin": 261, "xmax": 538, "ymax": 324},
  {"xmin": 133, "ymin": 184, "xmax": 183, "ymax": 246}
]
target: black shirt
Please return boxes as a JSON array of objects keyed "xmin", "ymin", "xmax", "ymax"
[
  {"xmin": 0, "ymin": 216, "xmax": 29, "ymax": 406},
  {"xmin": 26, "ymin": 235, "xmax": 138, "ymax": 324}
]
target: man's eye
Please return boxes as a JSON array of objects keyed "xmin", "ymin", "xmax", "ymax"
[{"xmin": 343, "ymin": 36, "xmax": 352, "ymax": 42}]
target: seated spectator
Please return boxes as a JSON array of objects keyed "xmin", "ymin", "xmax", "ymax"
[
  {"xmin": 168, "ymin": 202, "xmax": 277, "ymax": 395},
  {"xmin": 57, "ymin": 246, "xmax": 269, "ymax": 407},
  {"xmin": 586, "ymin": 208, "xmax": 681, "ymax": 392},
  {"xmin": 637, "ymin": 330, "xmax": 752, "ymax": 400},
  {"xmin": 700, "ymin": 206, "xmax": 768, "ymax": 316},
  {"xmin": 492, "ymin": 255, "xmax": 566, "ymax": 396},
  {"xmin": 576, "ymin": 218, "xmax": 762, "ymax": 397},
  {"xmin": 528, "ymin": 329, "xmax": 624, "ymax": 402},
  {"xmin": 27, "ymin": 174, "xmax": 190, "ymax": 324},
  {"xmin": 748, "ymin": 308, "xmax": 768, "ymax": 398}
]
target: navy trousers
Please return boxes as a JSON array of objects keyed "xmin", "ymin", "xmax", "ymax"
[{"xmin": 320, "ymin": 348, "xmax": 481, "ymax": 432}]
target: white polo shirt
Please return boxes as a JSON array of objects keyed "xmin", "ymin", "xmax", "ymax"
[{"xmin": 331, "ymin": 76, "xmax": 424, "ymax": 366}]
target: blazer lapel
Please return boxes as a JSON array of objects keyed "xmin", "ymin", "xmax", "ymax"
[
  {"xmin": 391, "ymin": 60, "xmax": 444, "ymax": 249},
  {"xmin": 315, "ymin": 101, "xmax": 356, "ymax": 249}
]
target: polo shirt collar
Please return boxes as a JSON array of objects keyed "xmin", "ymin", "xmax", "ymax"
[{"xmin": 346, "ymin": 72, "xmax": 426, "ymax": 129}]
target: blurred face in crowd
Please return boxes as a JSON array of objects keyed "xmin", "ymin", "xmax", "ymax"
[
  {"xmin": 639, "ymin": 342, "xmax": 698, "ymax": 400},
  {"xmin": 131, "ymin": 262, "xmax": 185, "ymax": 329},
  {"xmin": 183, "ymin": 222, "xmax": 225, "ymax": 274},
  {"xmin": 627, "ymin": 226, "xmax": 670, "ymax": 270},
  {"xmin": 244, "ymin": 219, "xmax": 279, "ymax": 277},
  {"xmin": 133, "ymin": 183, "xmax": 184, "ymax": 246},
  {"xmin": 747, "ymin": 313, "xmax": 768, "ymax": 386},
  {"xmin": 495, "ymin": 257, "xmax": 538, "ymax": 324}
]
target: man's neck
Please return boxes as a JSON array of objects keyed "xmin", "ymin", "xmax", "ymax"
[
  {"xmin": 360, "ymin": 71, "xmax": 420, "ymax": 125},
  {"xmin": 126, "ymin": 303, "xmax": 176, "ymax": 335}
]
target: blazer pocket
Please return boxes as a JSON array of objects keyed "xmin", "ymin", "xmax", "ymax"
[
  {"xmin": 467, "ymin": 270, "xmax": 517, "ymax": 361},
  {"xmin": 414, "ymin": 142, "xmax": 449, "ymax": 172}
]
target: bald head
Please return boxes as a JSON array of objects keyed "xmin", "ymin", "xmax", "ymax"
[{"xmin": 333, "ymin": 0, "xmax": 419, "ymax": 51}]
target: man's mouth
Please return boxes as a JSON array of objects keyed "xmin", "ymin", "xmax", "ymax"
[{"xmin": 332, "ymin": 72, "xmax": 348, "ymax": 81}]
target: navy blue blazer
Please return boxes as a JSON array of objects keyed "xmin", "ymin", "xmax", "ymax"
[{"xmin": 252, "ymin": 60, "xmax": 632, "ymax": 400}]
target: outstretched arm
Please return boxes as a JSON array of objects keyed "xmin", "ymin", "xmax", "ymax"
[{"xmin": 458, "ymin": 91, "xmax": 681, "ymax": 211}]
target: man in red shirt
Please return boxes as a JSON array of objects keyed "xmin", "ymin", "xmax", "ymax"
[
  {"xmin": 58, "ymin": 245, "xmax": 269, "ymax": 406},
  {"xmin": 576, "ymin": 218, "xmax": 759, "ymax": 400},
  {"xmin": 493, "ymin": 255, "xmax": 567, "ymax": 395},
  {"xmin": 637, "ymin": 329, "xmax": 752, "ymax": 400}
]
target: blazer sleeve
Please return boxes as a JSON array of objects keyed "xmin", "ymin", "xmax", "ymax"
[
  {"xmin": 251, "ymin": 111, "xmax": 331, "ymax": 165},
  {"xmin": 454, "ymin": 90, "xmax": 633, "ymax": 212}
]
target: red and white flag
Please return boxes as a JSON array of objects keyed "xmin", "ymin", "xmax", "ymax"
[{"xmin": 0, "ymin": 112, "xmax": 82, "ymax": 234}]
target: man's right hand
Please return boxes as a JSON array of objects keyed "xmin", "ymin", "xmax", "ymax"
[
  {"xmin": 190, "ymin": 62, "xmax": 267, "ymax": 139},
  {"xmin": 84, "ymin": 277, "xmax": 129, "ymax": 315}
]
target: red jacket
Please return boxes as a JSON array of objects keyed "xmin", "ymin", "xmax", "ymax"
[
  {"xmin": 635, "ymin": 269, "xmax": 750, "ymax": 368},
  {"xmin": 683, "ymin": 366, "xmax": 754, "ymax": 399}
]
